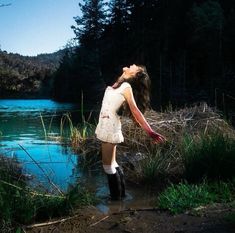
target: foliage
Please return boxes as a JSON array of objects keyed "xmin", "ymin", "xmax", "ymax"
[
  {"xmin": 68, "ymin": 0, "xmax": 107, "ymax": 103},
  {"xmin": 60, "ymin": 112, "xmax": 96, "ymax": 146},
  {"xmin": 52, "ymin": 0, "xmax": 235, "ymax": 109},
  {"xmin": 189, "ymin": 0, "xmax": 224, "ymax": 34},
  {"xmin": 0, "ymin": 181, "xmax": 96, "ymax": 224},
  {"xmin": 0, "ymin": 155, "xmax": 97, "ymax": 231},
  {"xmin": 53, "ymin": 45, "xmax": 105, "ymax": 104},
  {"xmin": 136, "ymin": 143, "xmax": 176, "ymax": 185},
  {"xmin": 71, "ymin": 0, "xmax": 107, "ymax": 47},
  {"xmin": 120, "ymin": 103, "xmax": 235, "ymax": 184},
  {"xmin": 157, "ymin": 180, "xmax": 235, "ymax": 214},
  {"xmin": 182, "ymin": 132, "xmax": 235, "ymax": 182},
  {"xmin": 0, "ymin": 50, "xmax": 64, "ymax": 98}
]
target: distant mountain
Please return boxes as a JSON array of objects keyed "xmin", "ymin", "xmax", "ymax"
[
  {"xmin": 32, "ymin": 50, "xmax": 66, "ymax": 68},
  {"xmin": 0, "ymin": 49, "xmax": 66, "ymax": 98}
]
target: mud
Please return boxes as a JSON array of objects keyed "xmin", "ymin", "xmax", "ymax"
[{"xmin": 24, "ymin": 202, "xmax": 235, "ymax": 233}]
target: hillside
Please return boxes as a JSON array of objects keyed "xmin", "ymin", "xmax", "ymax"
[{"xmin": 0, "ymin": 49, "xmax": 65, "ymax": 98}]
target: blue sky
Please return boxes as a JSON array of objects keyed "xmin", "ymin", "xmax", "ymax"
[{"xmin": 0, "ymin": 0, "xmax": 81, "ymax": 56}]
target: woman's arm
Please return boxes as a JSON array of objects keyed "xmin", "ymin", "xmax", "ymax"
[{"xmin": 123, "ymin": 87, "xmax": 165, "ymax": 143}]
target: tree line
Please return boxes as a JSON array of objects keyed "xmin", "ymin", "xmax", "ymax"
[
  {"xmin": 46, "ymin": 1, "xmax": 235, "ymax": 109},
  {"xmin": 0, "ymin": 50, "xmax": 64, "ymax": 98}
]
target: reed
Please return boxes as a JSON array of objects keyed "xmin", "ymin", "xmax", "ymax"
[
  {"xmin": 60, "ymin": 112, "xmax": 96, "ymax": 148},
  {"xmin": 182, "ymin": 132, "xmax": 235, "ymax": 182},
  {"xmin": 132, "ymin": 142, "xmax": 181, "ymax": 185},
  {"xmin": 40, "ymin": 113, "xmax": 47, "ymax": 139},
  {"xmin": 119, "ymin": 103, "xmax": 235, "ymax": 184},
  {"xmin": 40, "ymin": 113, "xmax": 61, "ymax": 141},
  {"xmin": 39, "ymin": 110, "xmax": 95, "ymax": 147},
  {"xmin": 39, "ymin": 104, "xmax": 98, "ymax": 172},
  {"xmin": 0, "ymin": 154, "xmax": 97, "ymax": 232}
]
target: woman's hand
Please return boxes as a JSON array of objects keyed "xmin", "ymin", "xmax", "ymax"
[{"xmin": 148, "ymin": 131, "xmax": 166, "ymax": 143}]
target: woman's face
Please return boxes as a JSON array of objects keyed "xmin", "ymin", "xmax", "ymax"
[{"xmin": 122, "ymin": 64, "xmax": 142, "ymax": 79}]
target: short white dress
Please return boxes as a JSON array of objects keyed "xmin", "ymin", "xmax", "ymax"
[{"xmin": 95, "ymin": 82, "xmax": 131, "ymax": 143}]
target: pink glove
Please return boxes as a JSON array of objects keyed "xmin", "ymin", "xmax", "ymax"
[{"xmin": 148, "ymin": 131, "xmax": 166, "ymax": 143}]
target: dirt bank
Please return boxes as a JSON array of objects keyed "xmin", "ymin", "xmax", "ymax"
[{"xmin": 24, "ymin": 203, "xmax": 235, "ymax": 233}]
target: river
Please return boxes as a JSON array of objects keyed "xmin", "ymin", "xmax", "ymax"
[
  {"xmin": 0, "ymin": 99, "xmax": 105, "ymax": 191},
  {"xmin": 0, "ymin": 99, "xmax": 155, "ymax": 212}
]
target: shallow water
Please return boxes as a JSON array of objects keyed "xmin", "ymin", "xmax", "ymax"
[
  {"xmin": 0, "ymin": 99, "xmax": 155, "ymax": 210},
  {"xmin": 0, "ymin": 99, "xmax": 84, "ymax": 191}
]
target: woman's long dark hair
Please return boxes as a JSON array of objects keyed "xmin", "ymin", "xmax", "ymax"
[{"xmin": 114, "ymin": 65, "xmax": 151, "ymax": 117}]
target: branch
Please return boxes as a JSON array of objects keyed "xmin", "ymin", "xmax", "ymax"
[
  {"xmin": 25, "ymin": 214, "xmax": 81, "ymax": 229},
  {"xmin": 18, "ymin": 144, "xmax": 64, "ymax": 196},
  {"xmin": 89, "ymin": 216, "xmax": 109, "ymax": 227},
  {"xmin": 0, "ymin": 180, "xmax": 65, "ymax": 199}
]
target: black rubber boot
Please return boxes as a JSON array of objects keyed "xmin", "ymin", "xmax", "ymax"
[
  {"xmin": 116, "ymin": 166, "xmax": 126, "ymax": 198},
  {"xmin": 106, "ymin": 172, "xmax": 122, "ymax": 200}
]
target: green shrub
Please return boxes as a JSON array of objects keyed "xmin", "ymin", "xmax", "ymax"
[
  {"xmin": 157, "ymin": 180, "xmax": 235, "ymax": 214},
  {"xmin": 141, "ymin": 151, "xmax": 165, "ymax": 184},
  {"xmin": 0, "ymin": 181, "xmax": 97, "ymax": 225},
  {"xmin": 138, "ymin": 144, "xmax": 175, "ymax": 185},
  {"xmin": 158, "ymin": 182, "xmax": 215, "ymax": 214},
  {"xmin": 182, "ymin": 132, "xmax": 235, "ymax": 182},
  {"xmin": 0, "ymin": 156, "xmax": 97, "ymax": 231}
]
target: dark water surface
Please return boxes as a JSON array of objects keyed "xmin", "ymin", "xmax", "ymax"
[{"xmin": 0, "ymin": 99, "xmax": 155, "ymax": 212}]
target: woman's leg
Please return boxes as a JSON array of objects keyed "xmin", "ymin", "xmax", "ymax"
[
  {"xmin": 101, "ymin": 142, "xmax": 121, "ymax": 200},
  {"xmin": 101, "ymin": 142, "xmax": 116, "ymax": 165}
]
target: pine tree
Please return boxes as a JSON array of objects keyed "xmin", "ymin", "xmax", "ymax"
[
  {"xmin": 109, "ymin": 0, "xmax": 132, "ymax": 26},
  {"xmin": 71, "ymin": 0, "xmax": 107, "ymax": 48}
]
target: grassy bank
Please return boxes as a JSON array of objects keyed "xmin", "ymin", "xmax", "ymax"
[
  {"xmin": 0, "ymin": 111, "xmax": 98, "ymax": 232},
  {"xmin": 157, "ymin": 180, "xmax": 235, "ymax": 214},
  {"xmin": 76, "ymin": 102, "xmax": 235, "ymax": 215},
  {"xmin": 69, "ymin": 102, "xmax": 235, "ymax": 178},
  {"xmin": 156, "ymin": 131, "xmax": 235, "ymax": 214},
  {"xmin": 0, "ymin": 155, "xmax": 97, "ymax": 233},
  {"xmin": 5, "ymin": 101, "xmax": 232, "ymax": 232},
  {"xmin": 119, "ymin": 103, "xmax": 233, "ymax": 183}
]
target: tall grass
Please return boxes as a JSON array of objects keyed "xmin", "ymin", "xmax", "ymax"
[
  {"xmin": 182, "ymin": 132, "xmax": 235, "ymax": 182},
  {"xmin": 66, "ymin": 91, "xmax": 96, "ymax": 148},
  {"xmin": 0, "ymin": 180, "xmax": 97, "ymax": 224},
  {"xmin": 60, "ymin": 112, "xmax": 96, "ymax": 148},
  {"xmin": 157, "ymin": 132, "xmax": 235, "ymax": 214},
  {"xmin": 40, "ymin": 113, "xmax": 48, "ymax": 139},
  {"xmin": 157, "ymin": 180, "xmax": 235, "ymax": 214},
  {"xmin": 0, "ymin": 155, "xmax": 97, "ymax": 232},
  {"xmin": 40, "ymin": 111, "xmax": 96, "ymax": 148},
  {"xmin": 136, "ymin": 142, "xmax": 179, "ymax": 185}
]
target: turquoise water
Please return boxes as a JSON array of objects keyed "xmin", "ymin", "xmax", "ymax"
[
  {"xmin": 0, "ymin": 99, "xmax": 156, "ymax": 211},
  {"xmin": 0, "ymin": 99, "xmax": 102, "ymax": 192}
]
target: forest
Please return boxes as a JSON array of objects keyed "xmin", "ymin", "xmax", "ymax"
[
  {"xmin": 53, "ymin": 0, "xmax": 235, "ymax": 111},
  {"xmin": 1, "ymin": 1, "xmax": 235, "ymax": 232},
  {"xmin": 0, "ymin": 50, "xmax": 64, "ymax": 98},
  {"xmin": 1, "ymin": 0, "xmax": 235, "ymax": 111}
]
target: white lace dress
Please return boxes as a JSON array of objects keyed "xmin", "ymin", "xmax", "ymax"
[{"xmin": 95, "ymin": 82, "xmax": 131, "ymax": 143}]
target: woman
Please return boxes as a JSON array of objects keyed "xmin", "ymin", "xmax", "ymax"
[{"xmin": 95, "ymin": 64, "xmax": 165, "ymax": 200}]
